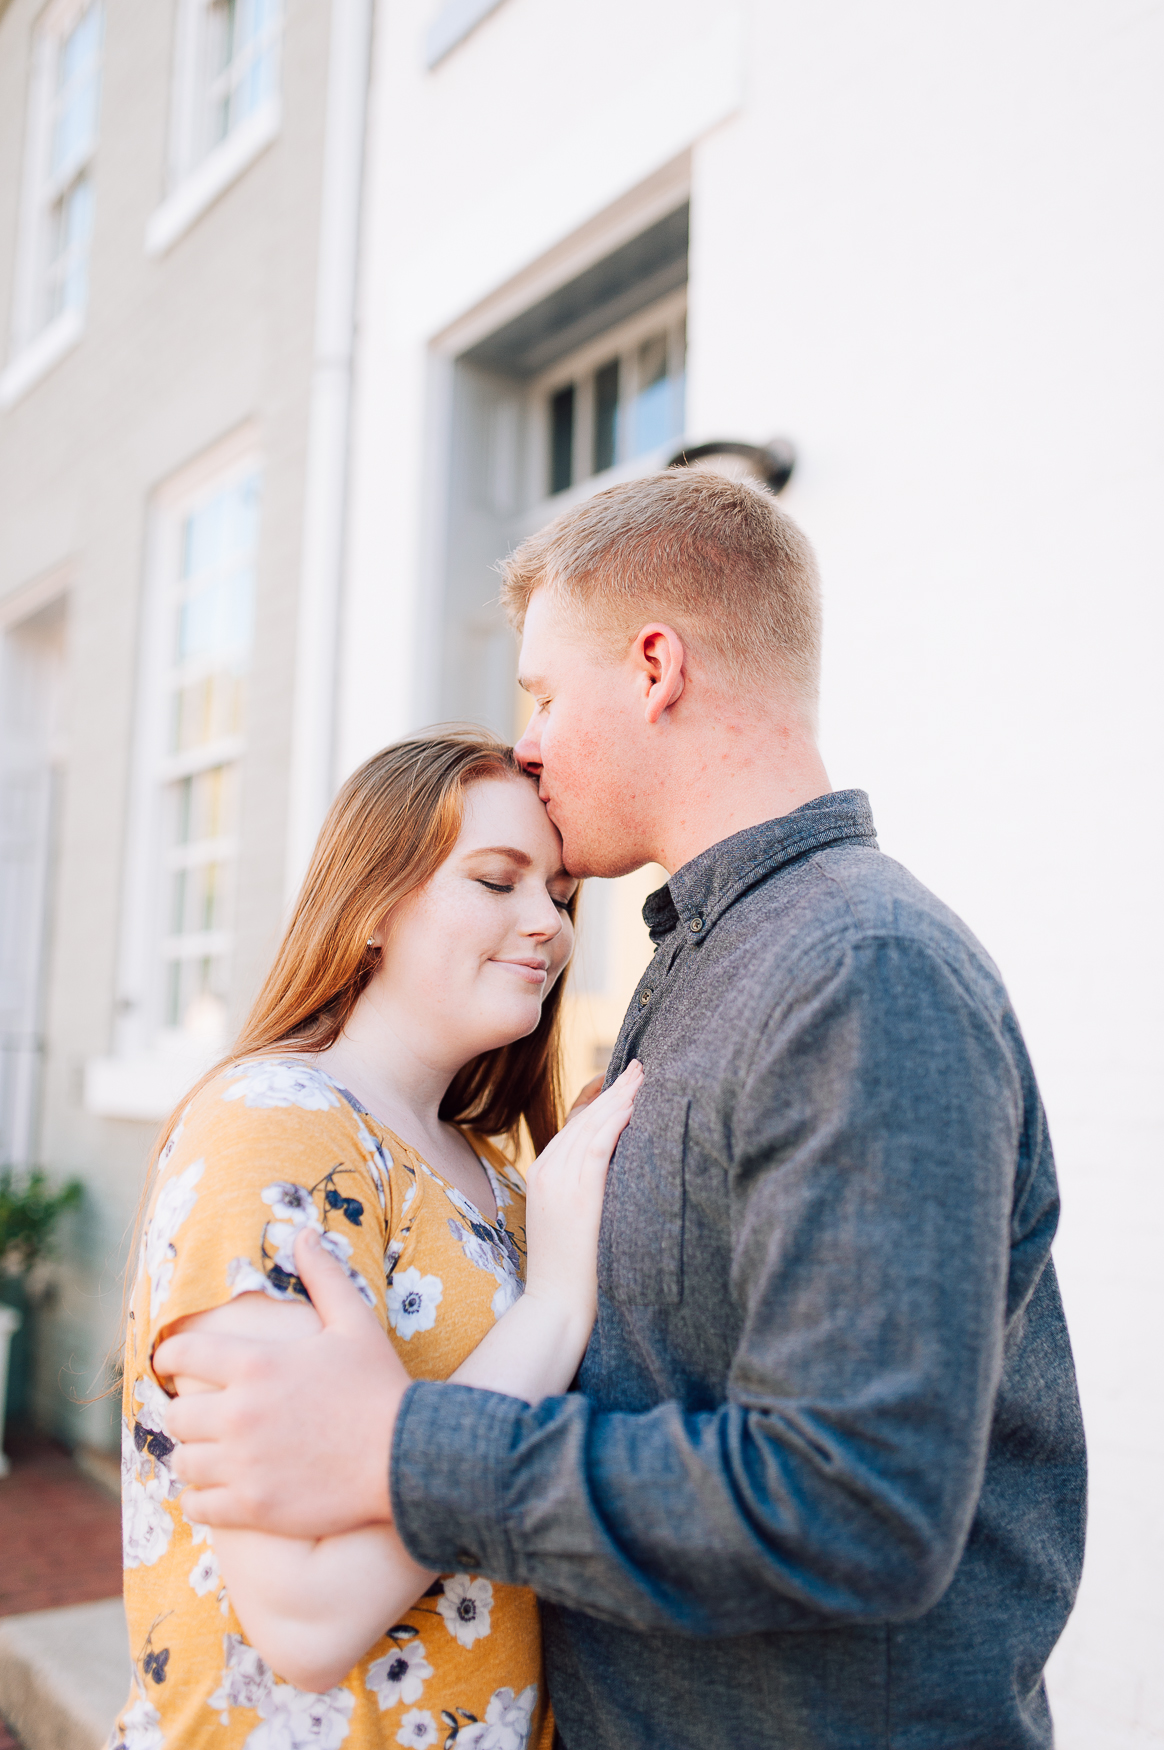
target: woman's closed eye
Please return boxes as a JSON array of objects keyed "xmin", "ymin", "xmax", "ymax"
[{"xmin": 478, "ymin": 877, "xmax": 573, "ymax": 912}]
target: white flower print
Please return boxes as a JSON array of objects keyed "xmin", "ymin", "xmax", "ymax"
[
  {"xmin": 260, "ymin": 1182, "xmax": 316, "ymax": 1224},
  {"xmin": 437, "ymin": 1574, "xmax": 493, "ymax": 1649},
  {"xmin": 230, "ymin": 1181, "xmax": 376, "ymax": 1307},
  {"xmin": 395, "ymin": 1710, "xmax": 438, "ymax": 1748},
  {"xmin": 446, "ymin": 1218, "xmax": 523, "ymax": 1323},
  {"xmin": 482, "ymin": 1160, "xmax": 515, "ymax": 1214},
  {"xmin": 115, "ymin": 1693, "xmax": 165, "ymax": 1750},
  {"xmin": 227, "ymin": 1256, "xmax": 271, "ymax": 1297},
  {"xmin": 244, "ymin": 1683, "xmax": 354, "ymax": 1750},
  {"xmin": 207, "ymin": 1633, "xmax": 274, "ymax": 1724},
  {"xmin": 490, "ymin": 1274, "xmax": 522, "ymax": 1320},
  {"xmin": 156, "ymin": 1110, "xmax": 187, "ymax": 1175},
  {"xmin": 456, "ymin": 1686, "xmax": 537, "ymax": 1750},
  {"xmin": 145, "ymin": 1158, "xmax": 205, "ymax": 1315},
  {"xmin": 386, "ymin": 1266, "xmax": 443, "ymax": 1339},
  {"xmin": 448, "ymin": 1219, "xmax": 496, "ymax": 1277},
  {"xmin": 365, "ymin": 1640, "xmax": 434, "ymax": 1710},
  {"xmin": 133, "ymin": 1376, "xmax": 174, "ymax": 1441},
  {"xmin": 223, "ymin": 1062, "xmax": 339, "ymax": 1111},
  {"xmin": 122, "ymin": 1484, "xmax": 172, "ymax": 1568},
  {"xmin": 121, "ymin": 1413, "xmax": 175, "ymax": 1569},
  {"xmin": 356, "ymin": 1117, "xmax": 393, "ymax": 1210},
  {"xmin": 189, "ymin": 1547, "xmax": 220, "ymax": 1595}
]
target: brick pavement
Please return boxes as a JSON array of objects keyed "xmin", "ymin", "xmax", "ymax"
[{"xmin": 0, "ymin": 1426, "xmax": 122, "ymax": 1619}]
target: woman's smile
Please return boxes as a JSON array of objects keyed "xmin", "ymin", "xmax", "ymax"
[{"xmin": 491, "ymin": 955, "xmax": 549, "ymax": 984}]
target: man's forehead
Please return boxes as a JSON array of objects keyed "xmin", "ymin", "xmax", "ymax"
[{"xmin": 517, "ymin": 589, "xmax": 598, "ymax": 687}]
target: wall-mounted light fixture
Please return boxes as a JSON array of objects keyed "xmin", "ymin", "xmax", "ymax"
[{"xmin": 667, "ymin": 438, "xmax": 795, "ymax": 495}]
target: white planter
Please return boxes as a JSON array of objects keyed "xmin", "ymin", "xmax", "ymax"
[{"xmin": 0, "ymin": 1303, "xmax": 23, "ymax": 1478}]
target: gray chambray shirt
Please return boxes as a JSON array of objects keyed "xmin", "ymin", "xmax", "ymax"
[{"xmin": 392, "ymin": 790, "xmax": 1086, "ymax": 1749}]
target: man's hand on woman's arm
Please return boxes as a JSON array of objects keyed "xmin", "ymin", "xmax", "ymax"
[
  {"xmin": 155, "ymin": 1064, "xmax": 641, "ymax": 1539},
  {"xmin": 157, "ymin": 1229, "xmax": 406, "ymax": 1536}
]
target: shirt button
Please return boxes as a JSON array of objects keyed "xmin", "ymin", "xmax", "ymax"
[
  {"xmin": 455, "ymin": 1548, "xmax": 480, "ymax": 1568},
  {"xmin": 639, "ymin": 990, "xmax": 651, "ymax": 1006},
  {"xmin": 689, "ymin": 917, "xmax": 703, "ymax": 932}
]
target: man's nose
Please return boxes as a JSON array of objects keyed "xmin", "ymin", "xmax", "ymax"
[{"xmin": 513, "ymin": 722, "xmax": 542, "ymax": 773}]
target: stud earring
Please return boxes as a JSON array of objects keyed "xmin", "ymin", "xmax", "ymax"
[{"xmin": 366, "ymin": 939, "xmax": 377, "ymax": 949}]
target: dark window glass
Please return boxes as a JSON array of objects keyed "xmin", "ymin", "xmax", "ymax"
[
  {"xmin": 550, "ymin": 385, "xmax": 574, "ymax": 493},
  {"xmin": 593, "ymin": 358, "xmax": 620, "ymax": 474}
]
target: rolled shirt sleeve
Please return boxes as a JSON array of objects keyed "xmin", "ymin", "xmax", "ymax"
[{"xmin": 392, "ymin": 932, "xmax": 1036, "ymax": 1636}]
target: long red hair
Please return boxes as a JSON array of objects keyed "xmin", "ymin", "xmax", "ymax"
[{"xmin": 149, "ymin": 728, "xmax": 575, "ymax": 1179}]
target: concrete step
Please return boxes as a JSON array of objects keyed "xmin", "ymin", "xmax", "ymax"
[{"xmin": 0, "ymin": 1600, "xmax": 130, "ymax": 1750}]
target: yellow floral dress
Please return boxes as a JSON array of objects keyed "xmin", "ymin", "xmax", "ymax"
[{"xmin": 112, "ymin": 1058, "xmax": 551, "ymax": 1750}]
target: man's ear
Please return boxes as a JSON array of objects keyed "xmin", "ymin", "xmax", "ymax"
[{"xmin": 634, "ymin": 624, "xmax": 686, "ymax": 725}]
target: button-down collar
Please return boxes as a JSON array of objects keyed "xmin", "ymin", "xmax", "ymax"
[{"xmin": 641, "ymin": 789, "xmax": 878, "ymax": 946}]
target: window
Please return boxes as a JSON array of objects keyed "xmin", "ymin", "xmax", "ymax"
[
  {"xmin": 85, "ymin": 439, "xmax": 261, "ymax": 1121},
  {"xmin": 4, "ymin": 0, "xmax": 104, "ymax": 372},
  {"xmin": 540, "ymin": 298, "xmax": 687, "ymax": 497},
  {"xmin": 159, "ymin": 471, "xmax": 259, "ymax": 1040},
  {"xmin": 145, "ymin": 0, "xmax": 283, "ymax": 257},
  {"xmin": 174, "ymin": 0, "xmax": 282, "ymax": 179}
]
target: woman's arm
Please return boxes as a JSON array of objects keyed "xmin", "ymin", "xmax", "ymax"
[
  {"xmin": 169, "ymin": 1066, "xmax": 642, "ymax": 1692},
  {"xmin": 451, "ymin": 1063, "xmax": 642, "ymax": 1400},
  {"xmin": 170, "ymin": 1291, "xmax": 435, "ymax": 1694}
]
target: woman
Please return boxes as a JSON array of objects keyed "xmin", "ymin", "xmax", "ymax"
[{"xmin": 112, "ymin": 731, "xmax": 641, "ymax": 1750}]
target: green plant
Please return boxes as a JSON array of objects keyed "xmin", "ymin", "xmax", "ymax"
[{"xmin": 0, "ymin": 1167, "xmax": 84, "ymax": 1276}]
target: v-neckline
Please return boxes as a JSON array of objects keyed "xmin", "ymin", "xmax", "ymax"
[{"xmin": 306, "ymin": 1060, "xmax": 502, "ymax": 1227}]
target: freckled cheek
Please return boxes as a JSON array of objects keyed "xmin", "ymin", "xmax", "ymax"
[{"xmin": 548, "ymin": 923, "xmax": 575, "ymax": 983}]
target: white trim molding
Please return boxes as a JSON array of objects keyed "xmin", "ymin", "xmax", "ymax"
[
  {"xmin": 85, "ymin": 423, "xmax": 261, "ymax": 1125},
  {"xmin": 0, "ymin": 306, "xmax": 84, "ymax": 409},
  {"xmin": 283, "ymin": 0, "xmax": 373, "ymax": 902},
  {"xmin": 84, "ymin": 1034, "xmax": 219, "ymax": 1122},
  {"xmin": 0, "ymin": 563, "xmax": 72, "ymax": 629},
  {"xmin": 424, "ymin": 0, "xmax": 506, "ymax": 69},
  {"xmin": 144, "ymin": 97, "xmax": 280, "ymax": 257}
]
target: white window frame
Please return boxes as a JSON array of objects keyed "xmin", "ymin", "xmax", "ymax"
[
  {"xmin": 1, "ymin": 0, "xmax": 105, "ymax": 411},
  {"xmin": 85, "ymin": 426, "xmax": 262, "ymax": 1122},
  {"xmin": 516, "ymin": 286, "xmax": 688, "ymax": 531},
  {"xmin": 145, "ymin": 0, "xmax": 284, "ymax": 258}
]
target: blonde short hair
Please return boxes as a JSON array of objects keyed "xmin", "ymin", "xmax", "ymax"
[{"xmin": 499, "ymin": 469, "xmax": 822, "ymax": 707}]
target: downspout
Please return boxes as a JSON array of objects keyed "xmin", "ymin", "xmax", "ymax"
[{"xmin": 283, "ymin": 0, "xmax": 375, "ymax": 903}]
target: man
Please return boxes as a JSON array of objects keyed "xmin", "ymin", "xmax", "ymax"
[{"xmin": 160, "ymin": 471, "xmax": 1085, "ymax": 1748}]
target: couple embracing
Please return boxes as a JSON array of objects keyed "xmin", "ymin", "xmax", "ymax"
[{"xmin": 114, "ymin": 471, "xmax": 1085, "ymax": 1750}]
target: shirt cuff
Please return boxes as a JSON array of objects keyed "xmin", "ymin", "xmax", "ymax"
[{"xmin": 390, "ymin": 1378, "xmax": 527, "ymax": 1576}]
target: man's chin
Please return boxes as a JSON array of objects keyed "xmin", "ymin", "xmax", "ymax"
[{"xmin": 560, "ymin": 835, "xmax": 650, "ymax": 882}]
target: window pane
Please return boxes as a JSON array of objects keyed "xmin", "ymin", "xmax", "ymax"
[
  {"xmin": 593, "ymin": 359, "xmax": 619, "ymax": 475},
  {"xmin": 550, "ymin": 385, "xmax": 574, "ymax": 495},
  {"xmin": 45, "ymin": 175, "xmax": 94, "ymax": 320},
  {"xmin": 160, "ymin": 472, "xmax": 259, "ymax": 1037},
  {"xmin": 206, "ymin": 0, "xmax": 281, "ymax": 146},
  {"xmin": 632, "ymin": 333, "xmax": 673, "ymax": 457},
  {"xmin": 50, "ymin": 3, "xmax": 102, "ymax": 177}
]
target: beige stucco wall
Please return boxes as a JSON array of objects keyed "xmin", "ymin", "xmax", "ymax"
[{"xmin": 0, "ymin": 0, "xmax": 333, "ymax": 1444}]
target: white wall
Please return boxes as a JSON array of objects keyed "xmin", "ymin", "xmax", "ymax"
[
  {"xmin": 688, "ymin": 7, "xmax": 1162, "ymax": 1740},
  {"xmin": 348, "ymin": 1, "xmax": 1163, "ymax": 1740}
]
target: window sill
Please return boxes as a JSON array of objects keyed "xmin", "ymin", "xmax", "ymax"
[
  {"xmin": 84, "ymin": 1036, "xmax": 221, "ymax": 1122},
  {"xmin": 145, "ymin": 99, "xmax": 281, "ymax": 259},
  {"xmin": 0, "ymin": 306, "xmax": 84, "ymax": 411}
]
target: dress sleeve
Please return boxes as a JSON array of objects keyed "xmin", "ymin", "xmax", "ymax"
[{"xmin": 139, "ymin": 1060, "xmax": 393, "ymax": 1392}]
